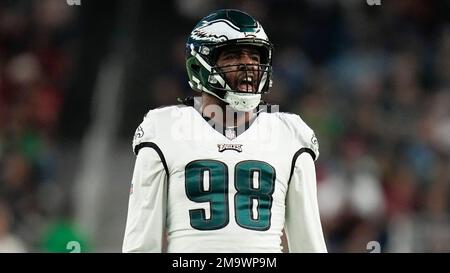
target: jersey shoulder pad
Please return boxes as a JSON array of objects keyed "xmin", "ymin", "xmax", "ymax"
[
  {"xmin": 275, "ymin": 112, "xmax": 320, "ymax": 161},
  {"xmin": 132, "ymin": 105, "xmax": 186, "ymax": 155}
]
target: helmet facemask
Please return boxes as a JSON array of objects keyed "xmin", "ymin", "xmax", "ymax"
[
  {"xmin": 209, "ymin": 62, "xmax": 272, "ymax": 111},
  {"xmin": 209, "ymin": 46, "xmax": 272, "ymax": 93}
]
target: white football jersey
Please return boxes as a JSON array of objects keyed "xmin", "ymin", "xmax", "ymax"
[{"xmin": 123, "ymin": 104, "xmax": 326, "ymax": 253}]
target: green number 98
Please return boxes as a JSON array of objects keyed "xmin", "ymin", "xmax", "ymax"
[{"xmin": 185, "ymin": 160, "xmax": 275, "ymax": 231}]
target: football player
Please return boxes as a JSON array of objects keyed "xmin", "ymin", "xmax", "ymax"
[{"xmin": 122, "ymin": 9, "xmax": 327, "ymax": 253}]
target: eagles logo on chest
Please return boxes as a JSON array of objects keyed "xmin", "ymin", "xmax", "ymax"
[{"xmin": 217, "ymin": 144, "xmax": 243, "ymax": 153}]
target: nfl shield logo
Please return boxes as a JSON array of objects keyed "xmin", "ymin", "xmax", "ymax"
[{"xmin": 225, "ymin": 128, "xmax": 236, "ymax": 140}]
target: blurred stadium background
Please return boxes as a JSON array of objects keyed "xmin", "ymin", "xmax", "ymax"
[{"xmin": 0, "ymin": 0, "xmax": 449, "ymax": 252}]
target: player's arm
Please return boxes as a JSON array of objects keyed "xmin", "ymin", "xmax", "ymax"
[
  {"xmin": 284, "ymin": 152, "xmax": 327, "ymax": 253},
  {"xmin": 122, "ymin": 147, "xmax": 168, "ymax": 253}
]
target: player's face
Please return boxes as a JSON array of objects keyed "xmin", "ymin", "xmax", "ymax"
[{"xmin": 216, "ymin": 46, "xmax": 261, "ymax": 93}]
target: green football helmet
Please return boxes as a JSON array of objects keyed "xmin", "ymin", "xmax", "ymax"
[{"xmin": 185, "ymin": 9, "xmax": 274, "ymax": 112}]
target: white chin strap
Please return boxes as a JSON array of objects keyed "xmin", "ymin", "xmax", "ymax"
[{"xmin": 224, "ymin": 92, "xmax": 261, "ymax": 112}]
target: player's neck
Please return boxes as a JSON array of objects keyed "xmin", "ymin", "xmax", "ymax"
[{"xmin": 199, "ymin": 93, "xmax": 255, "ymax": 128}]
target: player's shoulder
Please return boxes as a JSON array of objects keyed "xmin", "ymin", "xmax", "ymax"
[
  {"xmin": 264, "ymin": 111, "xmax": 313, "ymax": 134},
  {"xmin": 132, "ymin": 104, "xmax": 192, "ymax": 155},
  {"xmin": 143, "ymin": 104, "xmax": 191, "ymax": 120},
  {"xmin": 263, "ymin": 111, "xmax": 320, "ymax": 160},
  {"xmin": 138, "ymin": 104, "xmax": 192, "ymax": 128}
]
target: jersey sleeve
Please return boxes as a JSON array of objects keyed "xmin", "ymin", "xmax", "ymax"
[
  {"xmin": 284, "ymin": 153, "xmax": 327, "ymax": 253},
  {"xmin": 122, "ymin": 147, "xmax": 168, "ymax": 253},
  {"xmin": 293, "ymin": 115, "xmax": 320, "ymax": 161},
  {"xmin": 132, "ymin": 111, "xmax": 157, "ymax": 156}
]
